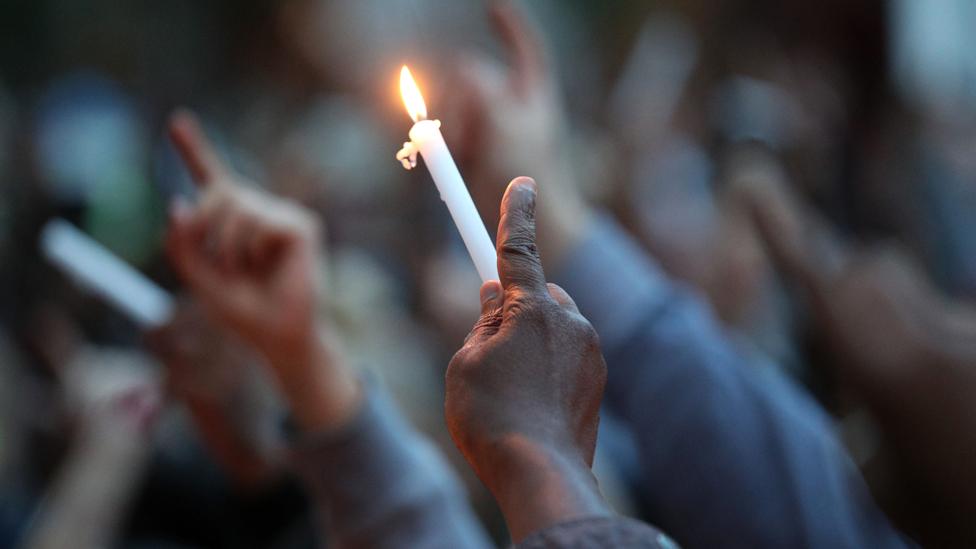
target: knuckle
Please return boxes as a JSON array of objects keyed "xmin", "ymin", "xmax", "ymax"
[
  {"xmin": 562, "ymin": 313, "xmax": 601, "ymax": 348},
  {"xmin": 576, "ymin": 318, "xmax": 601, "ymax": 348},
  {"xmin": 447, "ymin": 344, "xmax": 490, "ymax": 379},
  {"xmin": 500, "ymin": 232, "xmax": 540, "ymax": 262},
  {"xmin": 448, "ymin": 347, "xmax": 470, "ymax": 371},
  {"xmin": 474, "ymin": 308, "xmax": 504, "ymax": 331},
  {"xmin": 506, "ymin": 292, "xmax": 546, "ymax": 320}
]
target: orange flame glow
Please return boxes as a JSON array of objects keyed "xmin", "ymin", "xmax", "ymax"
[{"xmin": 400, "ymin": 66, "xmax": 427, "ymax": 123}]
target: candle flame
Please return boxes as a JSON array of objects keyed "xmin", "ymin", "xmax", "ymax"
[{"xmin": 400, "ymin": 66, "xmax": 427, "ymax": 123}]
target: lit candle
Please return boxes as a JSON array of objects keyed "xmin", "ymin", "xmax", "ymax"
[
  {"xmin": 40, "ymin": 219, "xmax": 174, "ymax": 329},
  {"xmin": 396, "ymin": 66, "xmax": 499, "ymax": 283}
]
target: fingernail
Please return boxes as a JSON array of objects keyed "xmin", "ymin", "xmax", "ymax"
[{"xmin": 512, "ymin": 176, "xmax": 537, "ymax": 196}]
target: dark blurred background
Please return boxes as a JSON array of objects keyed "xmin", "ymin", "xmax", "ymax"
[{"xmin": 0, "ymin": 1, "xmax": 975, "ymax": 547}]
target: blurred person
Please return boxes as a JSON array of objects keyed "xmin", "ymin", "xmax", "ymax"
[
  {"xmin": 165, "ymin": 111, "xmax": 491, "ymax": 548},
  {"xmin": 176, "ymin": 96, "xmax": 500, "ymax": 520},
  {"xmin": 142, "ymin": 299, "xmax": 321, "ymax": 549},
  {"xmin": 164, "ymin": 111, "xmax": 671, "ymax": 547},
  {"xmin": 17, "ymin": 307, "xmax": 162, "ymax": 549},
  {"xmin": 745, "ymin": 167, "xmax": 976, "ymax": 547},
  {"xmin": 0, "ymin": 331, "xmax": 49, "ymax": 548},
  {"xmin": 147, "ymin": 299, "xmax": 286, "ymax": 488},
  {"xmin": 23, "ymin": 219, "xmax": 313, "ymax": 546},
  {"xmin": 608, "ymin": 16, "xmax": 852, "ymax": 374},
  {"xmin": 447, "ymin": 2, "xmax": 911, "ymax": 547}
]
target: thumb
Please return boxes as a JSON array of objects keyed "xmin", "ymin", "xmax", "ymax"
[{"xmin": 496, "ymin": 177, "xmax": 547, "ymax": 296}]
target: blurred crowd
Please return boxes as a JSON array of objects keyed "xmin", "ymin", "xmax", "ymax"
[{"xmin": 1, "ymin": 0, "xmax": 975, "ymax": 548}]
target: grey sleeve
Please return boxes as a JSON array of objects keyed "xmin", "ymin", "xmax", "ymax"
[
  {"xmin": 290, "ymin": 381, "xmax": 493, "ymax": 549},
  {"xmin": 552, "ymin": 215, "xmax": 911, "ymax": 548},
  {"xmin": 515, "ymin": 516, "xmax": 678, "ymax": 549}
]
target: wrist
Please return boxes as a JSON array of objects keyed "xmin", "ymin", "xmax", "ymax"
[
  {"xmin": 478, "ymin": 434, "xmax": 611, "ymax": 543},
  {"xmin": 266, "ymin": 328, "xmax": 362, "ymax": 433}
]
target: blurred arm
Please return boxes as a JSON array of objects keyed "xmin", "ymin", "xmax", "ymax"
[
  {"xmin": 290, "ymin": 378, "xmax": 493, "ymax": 549},
  {"xmin": 552, "ymin": 215, "xmax": 910, "ymax": 548},
  {"xmin": 166, "ymin": 110, "xmax": 493, "ymax": 549},
  {"xmin": 516, "ymin": 517, "xmax": 675, "ymax": 549},
  {"xmin": 22, "ymin": 392, "xmax": 156, "ymax": 549}
]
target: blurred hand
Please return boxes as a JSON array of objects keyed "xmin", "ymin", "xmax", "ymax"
[
  {"xmin": 147, "ymin": 299, "xmax": 251, "ymax": 400},
  {"xmin": 745, "ymin": 161, "xmax": 976, "ymax": 547},
  {"xmin": 26, "ymin": 350, "xmax": 159, "ymax": 549},
  {"xmin": 166, "ymin": 110, "xmax": 359, "ymax": 431},
  {"xmin": 446, "ymin": 177, "xmax": 609, "ymax": 541},
  {"xmin": 167, "ymin": 113, "xmax": 320, "ymax": 361},
  {"xmin": 65, "ymin": 355, "xmax": 162, "ymax": 440},
  {"xmin": 446, "ymin": 1, "xmax": 589, "ymax": 266},
  {"xmin": 146, "ymin": 299, "xmax": 284, "ymax": 485},
  {"xmin": 743, "ymin": 174, "xmax": 938, "ymax": 391}
]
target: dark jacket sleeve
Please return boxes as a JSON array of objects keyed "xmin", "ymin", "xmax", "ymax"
[
  {"xmin": 553, "ymin": 216, "xmax": 912, "ymax": 548},
  {"xmin": 290, "ymin": 380, "xmax": 493, "ymax": 549}
]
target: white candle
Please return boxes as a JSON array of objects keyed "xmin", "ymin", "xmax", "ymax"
[
  {"xmin": 396, "ymin": 66, "xmax": 499, "ymax": 283},
  {"xmin": 40, "ymin": 219, "xmax": 175, "ymax": 329}
]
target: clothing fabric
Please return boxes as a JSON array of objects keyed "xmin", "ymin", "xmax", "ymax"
[{"xmin": 553, "ymin": 215, "xmax": 911, "ymax": 548}]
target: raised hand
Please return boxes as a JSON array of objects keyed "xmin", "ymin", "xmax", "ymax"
[
  {"xmin": 146, "ymin": 299, "xmax": 282, "ymax": 486},
  {"xmin": 165, "ymin": 110, "xmax": 358, "ymax": 431},
  {"xmin": 743, "ymin": 175, "xmax": 936, "ymax": 390},
  {"xmin": 745, "ymin": 166, "xmax": 976, "ymax": 547},
  {"xmin": 446, "ymin": 1, "xmax": 589, "ymax": 266},
  {"xmin": 445, "ymin": 177, "xmax": 609, "ymax": 542}
]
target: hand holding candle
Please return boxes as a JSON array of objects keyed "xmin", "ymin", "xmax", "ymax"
[
  {"xmin": 396, "ymin": 66, "xmax": 499, "ymax": 283},
  {"xmin": 445, "ymin": 177, "xmax": 610, "ymax": 542}
]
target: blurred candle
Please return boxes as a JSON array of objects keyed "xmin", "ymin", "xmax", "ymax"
[
  {"xmin": 396, "ymin": 66, "xmax": 499, "ymax": 283},
  {"xmin": 41, "ymin": 219, "xmax": 174, "ymax": 329}
]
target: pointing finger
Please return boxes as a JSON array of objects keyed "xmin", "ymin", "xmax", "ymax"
[
  {"xmin": 747, "ymin": 181, "xmax": 848, "ymax": 292},
  {"xmin": 168, "ymin": 108, "xmax": 227, "ymax": 188},
  {"xmin": 488, "ymin": 0, "xmax": 546, "ymax": 96}
]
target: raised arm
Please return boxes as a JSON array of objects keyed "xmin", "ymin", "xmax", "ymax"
[
  {"xmin": 446, "ymin": 177, "xmax": 672, "ymax": 547},
  {"xmin": 165, "ymin": 111, "xmax": 491, "ymax": 549},
  {"xmin": 553, "ymin": 212, "xmax": 908, "ymax": 547},
  {"xmin": 746, "ymin": 172, "xmax": 976, "ymax": 546}
]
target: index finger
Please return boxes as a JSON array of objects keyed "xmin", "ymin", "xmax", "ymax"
[
  {"xmin": 168, "ymin": 108, "xmax": 227, "ymax": 187},
  {"xmin": 488, "ymin": 0, "xmax": 546, "ymax": 95},
  {"xmin": 747, "ymin": 181, "xmax": 848, "ymax": 291},
  {"xmin": 496, "ymin": 177, "xmax": 547, "ymax": 295}
]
